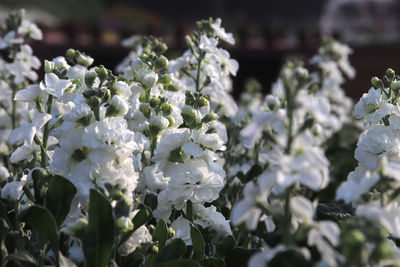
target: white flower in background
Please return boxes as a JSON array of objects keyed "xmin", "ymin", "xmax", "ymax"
[
  {"xmin": 118, "ymin": 225, "xmax": 152, "ymax": 256},
  {"xmin": 170, "ymin": 216, "xmax": 192, "ymax": 245},
  {"xmin": 9, "ymin": 111, "xmax": 52, "ymax": 145},
  {"xmin": 211, "ymin": 18, "xmax": 235, "ymax": 45},
  {"xmin": 18, "ymin": 19, "xmax": 43, "ymax": 40},
  {"xmin": 193, "ymin": 204, "xmax": 232, "ymax": 237},
  {"xmin": 0, "ymin": 31, "xmax": 23, "ymax": 49},
  {"xmin": 336, "ymin": 165, "xmax": 380, "ymax": 204},
  {"xmin": 1, "ymin": 174, "xmax": 29, "ymax": 200}
]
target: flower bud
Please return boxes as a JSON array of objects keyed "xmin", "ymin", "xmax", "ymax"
[
  {"xmin": 139, "ymin": 93, "xmax": 149, "ymax": 103},
  {"xmin": 150, "ymin": 245, "xmax": 159, "ymax": 254},
  {"xmin": 265, "ymin": 95, "xmax": 280, "ymax": 111},
  {"xmin": 106, "ymin": 95, "xmax": 129, "ymax": 117},
  {"xmin": 386, "ymin": 68, "xmax": 395, "ymax": 81},
  {"xmin": 181, "ymin": 106, "xmax": 201, "ymax": 126},
  {"xmin": 391, "ymin": 80, "xmax": 400, "ymax": 92},
  {"xmin": 343, "ymin": 229, "xmax": 365, "ymax": 248},
  {"xmin": 139, "ymin": 103, "xmax": 151, "ymax": 119},
  {"xmin": 371, "ymin": 76, "xmax": 382, "ymax": 88},
  {"xmin": 116, "ymin": 216, "xmax": 134, "ymax": 232},
  {"xmin": 167, "ymin": 227, "xmax": 175, "ymax": 238},
  {"xmin": 202, "ymin": 112, "xmax": 218, "ymax": 123},
  {"xmin": 75, "ymin": 52, "xmax": 94, "ymax": 67},
  {"xmin": 85, "ymin": 71, "xmax": 97, "ymax": 87},
  {"xmin": 44, "ymin": 60, "xmax": 56, "ymax": 73},
  {"xmin": 66, "ymin": 48, "xmax": 76, "ymax": 63},
  {"xmin": 95, "ymin": 65, "xmax": 108, "ymax": 81},
  {"xmin": 373, "ymin": 241, "xmax": 393, "ymax": 260},
  {"xmin": 62, "ymin": 218, "xmax": 88, "ymax": 238},
  {"xmin": 149, "ymin": 97, "xmax": 161, "ymax": 108},
  {"xmin": 149, "ymin": 115, "xmax": 169, "ymax": 135},
  {"xmin": 161, "ymin": 102, "xmax": 173, "ymax": 116},
  {"xmin": 166, "ymin": 116, "xmax": 175, "ymax": 127},
  {"xmin": 159, "ymin": 74, "xmax": 172, "ymax": 86},
  {"xmin": 87, "ymin": 96, "xmax": 101, "ymax": 108},
  {"xmin": 198, "ymin": 96, "xmax": 209, "ymax": 107},
  {"xmin": 155, "ymin": 55, "xmax": 169, "ymax": 70}
]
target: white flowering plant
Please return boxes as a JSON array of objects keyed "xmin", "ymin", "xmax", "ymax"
[{"xmin": 0, "ymin": 9, "xmax": 398, "ymax": 267}]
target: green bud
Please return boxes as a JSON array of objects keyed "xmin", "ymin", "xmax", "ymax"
[
  {"xmin": 371, "ymin": 77, "xmax": 382, "ymax": 88},
  {"xmin": 181, "ymin": 106, "xmax": 198, "ymax": 125},
  {"xmin": 168, "ymin": 147, "xmax": 185, "ymax": 163},
  {"xmin": 65, "ymin": 48, "xmax": 76, "ymax": 63},
  {"xmin": 116, "ymin": 216, "xmax": 134, "ymax": 232},
  {"xmin": 167, "ymin": 227, "xmax": 175, "ymax": 238},
  {"xmin": 391, "ymin": 80, "xmax": 400, "ymax": 91},
  {"xmin": 139, "ymin": 93, "xmax": 149, "ymax": 103},
  {"xmin": 40, "ymin": 186, "xmax": 48, "ymax": 199},
  {"xmin": 95, "ymin": 65, "xmax": 108, "ymax": 81},
  {"xmin": 65, "ymin": 218, "xmax": 88, "ymax": 238},
  {"xmin": 343, "ymin": 229, "xmax": 365, "ymax": 248},
  {"xmin": 149, "ymin": 97, "xmax": 161, "ymax": 108},
  {"xmin": 44, "ymin": 60, "xmax": 56, "ymax": 73},
  {"xmin": 149, "ymin": 115, "xmax": 169, "ymax": 135},
  {"xmin": 150, "ymin": 245, "xmax": 159, "ymax": 254},
  {"xmin": 202, "ymin": 112, "xmax": 218, "ymax": 123},
  {"xmin": 155, "ymin": 55, "xmax": 169, "ymax": 70},
  {"xmin": 167, "ymin": 116, "xmax": 175, "ymax": 127},
  {"xmin": 87, "ymin": 96, "xmax": 101, "ymax": 108},
  {"xmin": 198, "ymin": 96, "xmax": 209, "ymax": 107},
  {"xmin": 373, "ymin": 241, "xmax": 393, "ymax": 260},
  {"xmin": 75, "ymin": 52, "xmax": 94, "ymax": 67},
  {"xmin": 159, "ymin": 74, "xmax": 172, "ymax": 86},
  {"xmin": 85, "ymin": 71, "xmax": 97, "ymax": 87},
  {"xmin": 161, "ymin": 102, "xmax": 173, "ymax": 116},
  {"xmin": 386, "ymin": 68, "xmax": 395, "ymax": 81},
  {"xmin": 111, "ymin": 189, "xmax": 124, "ymax": 200},
  {"xmin": 139, "ymin": 103, "xmax": 151, "ymax": 119}
]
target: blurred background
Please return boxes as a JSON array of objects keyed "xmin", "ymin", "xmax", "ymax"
[{"xmin": 1, "ymin": 0, "xmax": 400, "ymax": 99}]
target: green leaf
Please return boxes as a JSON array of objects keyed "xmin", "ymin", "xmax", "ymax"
[
  {"xmin": 5, "ymin": 251, "xmax": 38, "ymax": 266},
  {"xmin": 83, "ymin": 189, "xmax": 115, "ymax": 267},
  {"xmin": 225, "ymin": 248, "xmax": 259, "ymax": 267},
  {"xmin": 207, "ymin": 257, "xmax": 226, "ymax": 267},
  {"xmin": 132, "ymin": 205, "xmax": 152, "ymax": 231},
  {"xmin": 45, "ymin": 175, "xmax": 77, "ymax": 227},
  {"xmin": 153, "ymin": 219, "xmax": 168, "ymax": 248},
  {"xmin": 152, "ymin": 238, "xmax": 186, "ymax": 265},
  {"xmin": 154, "ymin": 259, "xmax": 201, "ymax": 267},
  {"xmin": 216, "ymin": 235, "xmax": 236, "ymax": 258},
  {"xmin": 190, "ymin": 224, "xmax": 205, "ymax": 262},
  {"xmin": 31, "ymin": 169, "xmax": 45, "ymax": 204},
  {"xmin": 18, "ymin": 205, "xmax": 59, "ymax": 250}
]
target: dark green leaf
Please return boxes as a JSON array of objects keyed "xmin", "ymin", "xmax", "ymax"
[
  {"xmin": 154, "ymin": 259, "xmax": 201, "ymax": 267},
  {"xmin": 120, "ymin": 253, "xmax": 145, "ymax": 267},
  {"xmin": 216, "ymin": 235, "xmax": 236, "ymax": 258},
  {"xmin": 5, "ymin": 251, "xmax": 37, "ymax": 266},
  {"xmin": 207, "ymin": 257, "xmax": 225, "ymax": 267},
  {"xmin": 31, "ymin": 169, "xmax": 44, "ymax": 204},
  {"xmin": 132, "ymin": 205, "xmax": 152, "ymax": 231},
  {"xmin": 18, "ymin": 205, "xmax": 58, "ymax": 250},
  {"xmin": 152, "ymin": 238, "xmax": 186, "ymax": 265},
  {"xmin": 190, "ymin": 224, "xmax": 205, "ymax": 261},
  {"xmin": 153, "ymin": 219, "xmax": 168, "ymax": 248},
  {"xmin": 225, "ymin": 248, "xmax": 259, "ymax": 267},
  {"xmin": 45, "ymin": 175, "xmax": 77, "ymax": 227},
  {"xmin": 83, "ymin": 189, "xmax": 115, "ymax": 267}
]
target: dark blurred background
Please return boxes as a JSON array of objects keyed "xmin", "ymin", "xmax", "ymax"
[{"xmin": 1, "ymin": 0, "xmax": 400, "ymax": 99}]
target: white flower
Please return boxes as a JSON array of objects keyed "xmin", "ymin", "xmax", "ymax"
[
  {"xmin": 118, "ymin": 225, "xmax": 152, "ymax": 256},
  {"xmin": 355, "ymin": 125, "xmax": 400, "ymax": 170},
  {"xmin": 170, "ymin": 216, "xmax": 192, "ymax": 245},
  {"xmin": 109, "ymin": 95, "xmax": 129, "ymax": 116},
  {"xmin": 14, "ymin": 84, "xmax": 47, "ymax": 103},
  {"xmin": 193, "ymin": 204, "xmax": 232, "ymax": 237},
  {"xmin": 1, "ymin": 175, "xmax": 28, "ymax": 200},
  {"xmin": 290, "ymin": 196, "xmax": 315, "ymax": 224},
  {"xmin": 9, "ymin": 111, "xmax": 52, "ymax": 145},
  {"xmin": 10, "ymin": 142, "xmax": 35, "ymax": 163},
  {"xmin": 0, "ymin": 166, "xmax": 9, "ymax": 182},
  {"xmin": 162, "ymin": 159, "xmax": 224, "ymax": 207},
  {"xmin": 18, "ymin": 19, "xmax": 43, "ymax": 40},
  {"xmin": 336, "ymin": 165, "xmax": 379, "ymax": 204},
  {"xmin": 211, "ymin": 18, "xmax": 235, "ymax": 45},
  {"xmin": 40, "ymin": 73, "xmax": 73, "ymax": 98},
  {"xmin": 354, "ymin": 87, "xmax": 390, "ymax": 122},
  {"xmin": 356, "ymin": 201, "xmax": 400, "ymax": 238},
  {"xmin": 0, "ymin": 31, "xmax": 23, "ymax": 49}
]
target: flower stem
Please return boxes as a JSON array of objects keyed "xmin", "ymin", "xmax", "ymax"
[{"xmin": 40, "ymin": 95, "xmax": 53, "ymax": 168}]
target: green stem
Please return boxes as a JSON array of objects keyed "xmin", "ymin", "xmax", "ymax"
[
  {"xmin": 195, "ymin": 56, "xmax": 203, "ymax": 92},
  {"xmin": 186, "ymin": 200, "xmax": 193, "ymax": 222},
  {"xmin": 94, "ymin": 107, "xmax": 100, "ymax": 121},
  {"xmin": 40, "ymin": 95, "xmax": 53, "ymax": 168},
  {"xmin": 282, "ymin": 189, "xmax": 292, "ymax": 245},
  {"xmin": 11, "ymin": 88, "xmax": 16, "ymax": 130}
]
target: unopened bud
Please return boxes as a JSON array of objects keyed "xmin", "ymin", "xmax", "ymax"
[
  {"xmin": 87, "ymin": 96, "xmax": 101, "ymax": 108},
  {"xmin": 198, "ymin": 96, "xmax": 209, "ymax": 107},
  {"xmin": 151, "ymin": 245, "xmax": 159, "ymax": 254},
  {"xmin": 202, "ymin": 112, "xmax": 218, "ymax": 123},
  {"xmin": 181, "ymin": 106, "xmax": 200, "ymax": 125},
  {"xmin": 66, "ymin": 48, "xmax": 76, "ymax": 63},
  {"xmin": 386, "ymin": 68, "xmax": 395, "ymax": 81},
  {"xmin": 155, "ymin": 55, "xmax": 169, "ymax": 70},
  {"xmin": 139, "ymin": 103, "xmax": 150, "ymax": 119},
  {"xmin": 95, "ymin": 65, "xmax": 108, "ymax": 81},
  {"xmin": 85, "ymin": 71, "xmax": 97, "ymax": 87},
  {"xmin": 159, "ymin": 74, "xmax": 172, "ymax": 86},
  {"xmin": 371, "ymin": 77, "xmax": 382, "ymax": 88},
  {"xmin": 161, "ymin": 102, "xmax": 173, "ymax": 116},
  {"xmin": 167, "ymin": 227, "xmax": 175, "ymax": 238},
  {"xmin": 44, "ymin": 60, "xmax": 56, "ymax": 73},
  {"xmin": 149, "ymin": 115, "xmax": 169, "ymax": 135},
  {"xmin": 75, "ymin": 52, "xmax": 94, "ymax": 67},
  {"xmin": 391, "ymin": 80, "xmax": 400, "ymax": 91},
  {"xmin": 117, "ymin": 216, "xmax": 134, "ymax": 232},
  {"xmin": 149, "ymin": 97, "xmax": 161, "ymax": 108}
]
